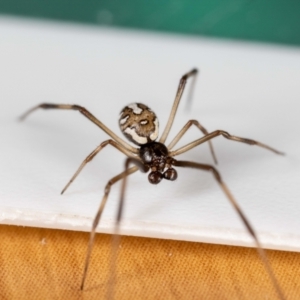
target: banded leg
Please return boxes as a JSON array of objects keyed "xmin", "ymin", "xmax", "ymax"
[
  {"xmin": 170, "ymin": 129, "xmax": 284, "ymax": 157},
  {"xmin": 19, "ymin": 103, "xmax": 137, "ymax": 153},
  {"xmin": 61, "ymin": 139, "xmax": 138, "ymax": 194},
  {"xmin": 80, "ymin": 165, "xmax": 139, "ymax": 291},
  {"xmin": 173, "ymin": 160, "xmax": 285, "ymax": 300},
  {"xmin": 159, "ymin": 69, "xmax": 198, "ymax": 144},
  {"xmin": 107, "ymin": 157, "xmax": 149, "ymax": 299},
  {"xmin": 167, "ymin": 119, "xmax": 218, "ymax": 164},
  {"xmin": 184, "ymin": 69, "xmax": 198, "ymax": 112}
]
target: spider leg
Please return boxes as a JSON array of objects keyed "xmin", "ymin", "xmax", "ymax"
[
  {"xmin": 184, "ymin": 69, "xmax": 198, "ymax": 112},
  {"xmin": 167, "ymin": 119, "xmax": 218, "ymax": 164},
  {"xmin": 107, "ymin": 157, "xmax": 149, "ymax": 299},
  {"xmin": 173, "ymin": 160, "xmax": 285, "ymax": 300},
  {"xmin": 61, "ymin": 139, "xmax": 138, "ymax": 194},
  {"xmin": 159, "ymin": 69, "xmax": 198, "ymax": 144},
  {"xmin": 80, "ymin": 165, "xmax": 139, "ymax": 291},
  {"xmin": 169, "ymin": 129, "xmax": 284, "ymax": 157},
  {"xmin": 19, "ymin": 103, "xmax": 138, "ymax": 153}
]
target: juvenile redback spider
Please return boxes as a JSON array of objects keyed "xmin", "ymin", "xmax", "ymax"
[{"xmin": 20, "ymin": 68, "xmax": 285, "ymax": 299}]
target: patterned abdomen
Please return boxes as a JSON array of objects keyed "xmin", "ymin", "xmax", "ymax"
[{"xmin": 119, "ymin": 103, "xmax": 159, "ymax": 145}]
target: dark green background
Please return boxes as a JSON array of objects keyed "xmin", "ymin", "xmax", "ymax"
[{"xmin": 1, "ymin": 0, "xmax": 300, "ymax": 46}]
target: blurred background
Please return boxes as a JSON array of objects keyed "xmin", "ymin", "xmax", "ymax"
[{"xmin": 1, "ymin": 0, "xmax": 300, "ymax": 46}]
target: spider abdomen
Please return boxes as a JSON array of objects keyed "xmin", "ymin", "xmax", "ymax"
[{"xmin": 119, "ymin": 103, "xmax": 159, "ymax": 145}]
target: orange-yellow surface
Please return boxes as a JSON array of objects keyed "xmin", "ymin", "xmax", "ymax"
[{"xmin": 0, "ymin": 225, "xmax": 299, "ymax": 299}]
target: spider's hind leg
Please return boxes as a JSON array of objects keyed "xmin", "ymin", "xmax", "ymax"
[
  {"xmin": 159, "ymin": 69, "xmax": 198, "ymax": 144},
  {"xmin": 167, "ymin": 119, "xmax": 218, "ymax": 164},
  {"xmin": 19, "ymin": 103, "xmax": 138, "ymax": 153},
  {"xmin": 61, "ymin": 140, "xmax": 137, "ymax": 194}
]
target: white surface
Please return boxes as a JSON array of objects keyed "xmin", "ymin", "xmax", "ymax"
[{"xmin": 0, "ymin": 17, "xmax": 299, "ymax": 252}]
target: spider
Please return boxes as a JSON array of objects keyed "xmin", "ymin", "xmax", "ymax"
[{"xmin": 20, "ymin": 68, "xmax": 284, "ymax": 299}]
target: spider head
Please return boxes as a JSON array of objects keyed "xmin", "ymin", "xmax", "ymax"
[
  {"xmin": 119, "ymin": 103, "xmax": 159, "ymax": 145},
  {"xmin": 139, "ymin": 142, "xmax": 178, "ymax": 184}
]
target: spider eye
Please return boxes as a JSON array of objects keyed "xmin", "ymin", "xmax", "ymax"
[{"xmin": 119, "ymin": 103, "xmax": 159, "ymax": 145}]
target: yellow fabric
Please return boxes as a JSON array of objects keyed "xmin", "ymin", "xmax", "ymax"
[{"xmin": 0, "ymin": 225, "xmax": 299, "ymax": 299}]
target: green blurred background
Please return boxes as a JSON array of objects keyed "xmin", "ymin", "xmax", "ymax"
[{"xmin": 0, "ymin": 0, "xmax": 299, "ymax": 46}]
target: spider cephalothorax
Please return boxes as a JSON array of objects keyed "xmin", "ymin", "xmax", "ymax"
[
  {"xmin": 20, "ymin": 68, "xmax": 284, "ymax": 298},
  {"xmin": 139, "ymin": 141, "xmax": 177, "ymax": 184}
]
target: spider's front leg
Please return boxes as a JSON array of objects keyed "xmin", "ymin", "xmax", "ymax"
[
  {"xmin": 81, "ymin": 165, "xmax": 139, "ymax": 291},
  {"xmin": 167, "ymin": 119, "xmax": 218, "ymax": 164},
  {"xmin": 104, "ymin": 157, "xmax": 149, "ymax": 299},
  {"xmin": 173, "ymin": 160, "xmax": 285, "ymax": 300},
  {"xmin": 81, "ymin": 157, "xmax": 148, "ymax": 296},
  {"xmin": 61, "ymin": 139, "xmax": 137, "ymax": 194}
]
